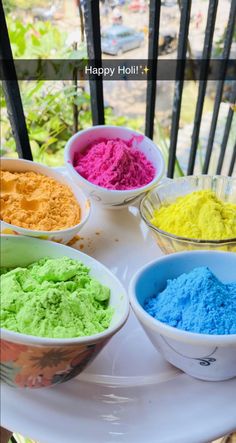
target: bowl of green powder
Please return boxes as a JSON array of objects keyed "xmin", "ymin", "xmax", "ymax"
[
  {"xmin": 140, "ymin": 175, "xmax": 236, "ymax": 253},
  {"xmin": 0, "ymin": 235, "xmax": 129, "ymax": 389},
  {"xmin": 129, "ymin": 250, "xmax": 236, "ymax": 381}
]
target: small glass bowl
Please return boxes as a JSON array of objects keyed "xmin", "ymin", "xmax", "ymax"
[{"xmin": 140, "ymin": 175, "xmax": 236, "ymax": 254}]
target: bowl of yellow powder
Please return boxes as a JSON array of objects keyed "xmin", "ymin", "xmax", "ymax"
[
  {"xmin": 140, "ymin": 175, "xmax": 236, "ymax": 253},
  {"xmin": 0, "ymin": 235, "xmax": 129, "ymax": 389},
  {"xmin": 0, "ymin": 158, "xmax": 91, "ymax": 244}
]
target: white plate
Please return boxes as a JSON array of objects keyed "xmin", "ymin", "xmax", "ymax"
[{"xmin": 2, "ymin": 176, "xmax": 236, "ymax": 443}]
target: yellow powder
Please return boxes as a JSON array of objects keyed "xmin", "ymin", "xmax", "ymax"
[
  {"xmin": 151, "ymin": 190, "xmax": 236, "ymax": 240},
  {"xmin": 0, "ymin": 170, "xmax": 81, "ymax": 231}
]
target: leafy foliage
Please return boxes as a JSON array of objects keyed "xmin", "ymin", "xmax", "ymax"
[
  {"xmin": 1, "ymin": 79, "xmax": 143, "ymax": 165},
  {"xmin": 214, "ymin": 26, "xmax": 236, "ymax": 56},
  {"xmin": 1, "ymin": 17, "xmax": 143, "ymax": 166},
  {"xmin": 3, "ymin": 82, "xmax": 91, "ymax": 164},
  {"xmin": 3, "ymin": 0, "xmax": 49, "ymax": 13},
  {"xmin": 6, "ymin": 16, "xmax": 68, "ymax": 59}
]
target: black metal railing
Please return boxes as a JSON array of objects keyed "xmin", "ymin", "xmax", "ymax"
[
  {"xmin": 166, "ymin": 0, "xmax": 192, "ymax": 178},
  {"xmin": 0, "ymin": 0, "xmax": 235, "ymax": 177},
  {"xmin": 0, "ymin": 0, "xmax": 32, "ymax": 160},
  {"xmin": 187, "ymin": 0, "xmax": 218, "ymax": 175},
  {"xmin": 202, "ymin": 0, "xmax": 236, "ymax": 174}
]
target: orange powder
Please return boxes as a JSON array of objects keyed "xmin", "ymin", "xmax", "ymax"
[{"xmin": 0, "ymin": 170, "xmax": 81, "ymax": 231}]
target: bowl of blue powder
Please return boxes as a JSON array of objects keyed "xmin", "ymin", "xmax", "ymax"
[{"xmin": 129, "ymin": 251, "xmax": 236, "ymax": 381}]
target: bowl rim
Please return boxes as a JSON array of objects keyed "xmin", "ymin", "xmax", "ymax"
[
  {"xmin": 140, "ymin": 174, "xmax": 236, "ymax": 244},
  {"xmin": 64, "ymin": 125, "xmax": 165, "ymax": 194},
  {"xmin": 0, "ymin": 157, "xmax": 91, "ymax": 235},
  {"xmin": 0, "ymin": 235, "xmax": 130, "ymax": 346},
  {"xmin": 129, "ymin": 250, "xmax": 236, "ymax": 345}
]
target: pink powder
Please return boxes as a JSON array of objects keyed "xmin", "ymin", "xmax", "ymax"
[{"xmin": 73, "ymin": 137, "xmax": 156, "ymax": 190}]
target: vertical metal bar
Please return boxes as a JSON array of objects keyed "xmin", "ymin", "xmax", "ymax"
[
  {"xmin": 228, "ymin": 141, "xmax": 236, "ymax": 177},
  {"xmin": 0, "ymin": 0, "xmax": 32, "ymax": 160},
  {"xmin": 145, "ymin": 0, "xmax": 161, "ymax": 139},
  {"xmin": 187, "ymin": 0, "xmax": 218, "ymax": 175},
  {"xmin": 72, "ymin": 42, "xmax": 79, "ymax": 134},
  {"xmin": 202, "ymin": 0, "xmax": 236, "ymax": 174},
  {"xmin": 216, "ymin": 82, "xmax": 236, "ymax": 174},
  {"xmin": 83, "ymin": 0, "xmax": 105, "ymax": 125},
  {"xmin": 167, "ymin": 0, "xmax": 192, "ymax": 178}
]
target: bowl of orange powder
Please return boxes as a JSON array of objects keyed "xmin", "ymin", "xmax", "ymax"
[{"xmin": 0, "ymin": 158, "xmax": 90, "ymax": 244}]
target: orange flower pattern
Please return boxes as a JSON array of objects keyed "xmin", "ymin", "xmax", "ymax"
[
  {"xmin": 0, "ymin": 338, "xmax": 107, "ymax": 388},
  {"xmin": 0, "ymin": 339, "xmax": 28, "ymax": 362}
]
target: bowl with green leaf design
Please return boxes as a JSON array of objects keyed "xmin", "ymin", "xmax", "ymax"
[{"xmin": 0, "ymin": 235, "xmax": 129, "ymax": 389}]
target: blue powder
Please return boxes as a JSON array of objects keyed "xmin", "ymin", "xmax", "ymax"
[{"xmin": 144, "ymin": 267, "xmax": 236, "ymax": 335}]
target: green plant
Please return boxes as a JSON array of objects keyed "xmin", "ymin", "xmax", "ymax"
[
  {"xmin": 214, "ymin": 26, "xmax": 236, "ymax": 57},
  {"xmin": 155, "ymin": 121, "xmax": 184, "ymax": 177},
  {"xmin": 1, "ymin": 81, "xmax": 146, "ymax": 166},
  {"xmin": 6, "ymin": 16, "xmax": 68, "ymax": 59},
  {"xmin": 1, "ymin": 81, "xmax": 90, "ymax": 165},
  {"xmin": 3, "ymin": 0, "xmax": 49, "ymax": 13},
  {"xmin": 0, "ymin": 15, "xmax": 149, "ymax": 166},
  {"xmin": 1, "ymin": 16, "xmax": 88, "ymax": 165},
  {"xmin": 1, "ymin": 14, "xmax": 175, "ymax": 170}
]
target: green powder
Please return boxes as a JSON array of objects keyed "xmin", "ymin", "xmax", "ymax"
[{"xmin": 0, "ymin": 257, "xmax": 113, "ymax": 338}]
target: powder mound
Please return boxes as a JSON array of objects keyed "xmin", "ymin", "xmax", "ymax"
[
  {"xmin": 151, "ymin": 190, "xmax": 236, "ymax": 240},
  {"xmin": 0, "ymin": 257, "xmax": 113, "ymax": 338},
  {"xmin": 73, "ymin": 137, "xmax": 156, "ymax": 190},
  {"xmin": 144, "ymin": 267, "xmax": 236, "ymax": 335},
  {"xmin": 0, "ymin": 170, "xmax": 81, "ymax": 231}
]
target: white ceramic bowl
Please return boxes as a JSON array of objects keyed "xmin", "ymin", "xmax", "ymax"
[
  {"xmin": 64, "ymin": 125, "xmax": 165, "ymax": 209},
  {"xmin": 0, "ymin": 235, "xmax": 129, "ymax": 388},
  {"xmin": 129, "ymin": 251, "xmax": 236, "ymax": 381},
  {"xmin": 1, "ymin": 158, "xmax": 90, "ymax": 244}
]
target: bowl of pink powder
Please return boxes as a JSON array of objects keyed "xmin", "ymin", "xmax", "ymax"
[{"xmin": 64, "ymin": 126, "xmax": 165, "ymax": 208}]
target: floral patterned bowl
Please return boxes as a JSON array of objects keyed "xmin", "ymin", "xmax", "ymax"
[{"xmin": 0, "ymin": 235, "xmax": 129, "ymax": 389}]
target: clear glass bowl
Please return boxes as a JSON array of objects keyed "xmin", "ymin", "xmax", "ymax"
[{"xmin": 140, "ymin": 175, "xmax": 236, "ymax": 254}]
